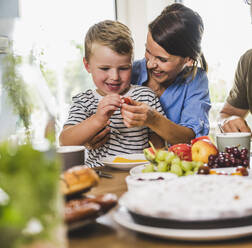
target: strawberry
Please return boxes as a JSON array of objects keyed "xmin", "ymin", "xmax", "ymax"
[{"xmin": 168, "ymin": 143, "xmax": 192, "ymax": 161}]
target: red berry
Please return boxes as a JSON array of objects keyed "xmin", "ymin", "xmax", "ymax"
[{"xmin": 123, "ymin": 97, "xmax": 132, "ymax": 105}]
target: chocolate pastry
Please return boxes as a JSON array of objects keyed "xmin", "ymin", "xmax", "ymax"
[
  {"xmin": 65, "ymin": 201, "xmax": 100, "ymax": 223},
  {"xmin": 64, "ymin": 193, "xmax": 117, "ymax": 224}
]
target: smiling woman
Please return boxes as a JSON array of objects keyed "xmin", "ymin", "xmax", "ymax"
[{"xmin": 120, "ymin": 3, "xmax": 211, "ymax": 146}]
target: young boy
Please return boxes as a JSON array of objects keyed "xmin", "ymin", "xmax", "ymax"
[{"xmin": 59, "ymin": 20, "xmax": 164, "ymax": 167}]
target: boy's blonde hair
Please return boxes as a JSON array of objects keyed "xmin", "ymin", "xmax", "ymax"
[{"xmin": 84, "ymin": 20, "xmax": 134, "ymax": 62}]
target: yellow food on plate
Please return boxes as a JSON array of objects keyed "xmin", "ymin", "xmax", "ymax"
[{"xmin": 113, "ymin": 157, "xmax": 147, "ymax": 163}]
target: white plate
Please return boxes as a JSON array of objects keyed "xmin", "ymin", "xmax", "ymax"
[
  {"xmin": 100, "ymin": 154, "xmax": 149, "ymax": 170},
  {"xmin": 129, "ymin": 165, "xmax": 146, "ymax": 175},
  {"xmin": 68, "ymin": 218, "xmax": 96, "ymax": 231},
  {"xmin": 113, "ymin": 207, "xmax": 252, "ymax": 241},
  {"xmin": 130, "ymin": 165, "xmax": 252, "ymax": 177}
]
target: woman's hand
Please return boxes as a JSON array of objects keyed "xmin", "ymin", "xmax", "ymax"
[
  {"xmin": 121, "ymin": 98, "xmax": 153, "ymax": 127},
  {"xmin": 121, "ymin": 98, "xmax": 195, "ymax": 144}
]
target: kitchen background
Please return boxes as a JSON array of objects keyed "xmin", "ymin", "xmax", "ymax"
[{"xmin": 0, "ymin": 0, "xmax": 251, "ymax": 144}]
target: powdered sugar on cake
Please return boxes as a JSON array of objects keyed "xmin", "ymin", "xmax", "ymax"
[{"xmin": 120, "ymin": 175, "xmax": 252, "ymax": 221}]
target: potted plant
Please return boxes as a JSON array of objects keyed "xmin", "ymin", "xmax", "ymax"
[
  {"xmin": 2, "ymin": 42, "xmax": 33, "ymax": 141},
  {"xmin": 0, "ymin": 43, "xmax": 66, "ymax": 248},
  {"xmin": 0, "ymin": 141, "xmax": 67, "ymax": 248}
]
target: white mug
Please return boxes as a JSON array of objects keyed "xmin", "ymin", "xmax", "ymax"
[
  {"xmin": 216, "ymin": 132, "xmax": 251, "ymax": 153},
  {"xmin": 56, "ymin": 146, "xmax": 85, "ymax": 170}
]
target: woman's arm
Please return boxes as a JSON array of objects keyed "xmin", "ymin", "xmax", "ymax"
[
  {"xmin": 147, "ymin": 109, "xmax": 195, "ymax": 144},
  {"xmin": 149, "ymin": 132, "xmax": 165, "ymax": 149},
  {"xmin": 121, "ymin": 102, "xmax": 195, "ymax": 144}
]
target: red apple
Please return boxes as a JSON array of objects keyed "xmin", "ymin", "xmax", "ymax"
[
  {"xmin": 191, "ymin": 139, "xmax": 218, "ymax": 163},
  {"xmin": 191, "ymin": 136, "xmax": 211, "ymax": 145}
]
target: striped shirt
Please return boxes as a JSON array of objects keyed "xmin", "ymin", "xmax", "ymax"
[{"xmin": 64, "ymin": 85, "xmax": 164, "ymax": 167}]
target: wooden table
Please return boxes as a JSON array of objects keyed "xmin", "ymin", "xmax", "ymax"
[{"xmin": 68, "ymin": 167, "xmax": 252, "ymax": 248}]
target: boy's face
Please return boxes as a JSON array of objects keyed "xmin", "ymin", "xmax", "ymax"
[{"xmin": 83, "ymin": 43, "xmax": 132, "ymax": 95}]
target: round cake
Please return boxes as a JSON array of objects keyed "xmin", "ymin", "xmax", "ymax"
[
  {"xmin": 121, "ymin": 175, "xmax": 252, "ymax": 221},
  {"xmin": 125, "ymin": 172, "xmax": 177, "ymax": 191}
]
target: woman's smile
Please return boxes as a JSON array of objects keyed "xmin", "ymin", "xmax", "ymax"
[{"xmin": 151, "ymin": 69, "xmax": 164, "ymax": 77}]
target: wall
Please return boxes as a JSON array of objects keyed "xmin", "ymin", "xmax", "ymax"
[{"xmin": 116, "ymin": 0, "xmax": 174, "ymax": 59}]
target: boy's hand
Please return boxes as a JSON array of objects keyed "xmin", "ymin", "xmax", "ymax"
[{"xmin": 96, "ymin": 94, "xmax": 121, "ymax": 123}]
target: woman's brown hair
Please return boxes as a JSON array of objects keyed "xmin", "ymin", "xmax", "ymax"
[{"xmin": 149, "ymin": 3, "xmax": 207, "ymax": 78}]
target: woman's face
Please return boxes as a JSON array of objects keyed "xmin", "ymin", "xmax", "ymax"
[{"xmin": 145, "ymin": 31, "xmax": 189, "ymax": 86}]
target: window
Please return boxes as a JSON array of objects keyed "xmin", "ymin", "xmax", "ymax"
[
  {"xmin": 183, "ymin": 0, "xmax": 252, "ymax": 134},
  {"xmin": 10, "ymin": 0, "xmax": 115, "ymax": 143}
]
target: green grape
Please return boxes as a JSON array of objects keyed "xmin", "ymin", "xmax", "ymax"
[
  {"xmin": 196, "ymin": 161, "xmax": 204, "ymax": 167},
  {"xmin": 191, "ymin": 161, "xmax": 204, "ymax": 169},
  {"xmin": 190, "ymin": 161, "xmax": 197, "ymax": 168},
  {"xmin": 142, "ymin": 163, "xmax": 155, "ymax": 173},
  {"xmin": 170, "ymin": 163, "xmax": 183, "ymax": 176},
  {"xmin": 184, "ymin": 170, "xmax": 195, "ymax": 176},
  {"xmin": 191, "ymin": 161, "xmax": 203, "ymax": 173},
  {"xmin": 156, "ymin": 150, "xmax": 168, "ymax": 161},
  {"xmin": 171, "ymin": 157, "xmax": 181, "ymax": 165},
  {"xmin": 181, "ymin": 161, "xmax": 192, "ymax": 172},
  {"xmin": 164, "ymin": 151, "xmax": 176, "ymax": 164},
  {"xmin": 193, "ymin": 165, "xmax": 201, "ymax": 173},
  {"xmin": 157, "ymin": 161, "xmax": 168, "ymax": 172}
]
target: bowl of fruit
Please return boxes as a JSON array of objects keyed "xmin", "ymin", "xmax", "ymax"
[{"xmin": 137, "ymin": 136, "xmax": 250, "ymax": 177}]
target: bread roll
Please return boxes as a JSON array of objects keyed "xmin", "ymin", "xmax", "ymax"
[{"xmin": 60, "ymin": 165, "xmax": 99, "ymax": 196}]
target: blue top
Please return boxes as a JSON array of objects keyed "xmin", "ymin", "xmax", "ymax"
[{"xmin": 131, "ymin": 58, "xmax": 211, "ymax": 137}]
